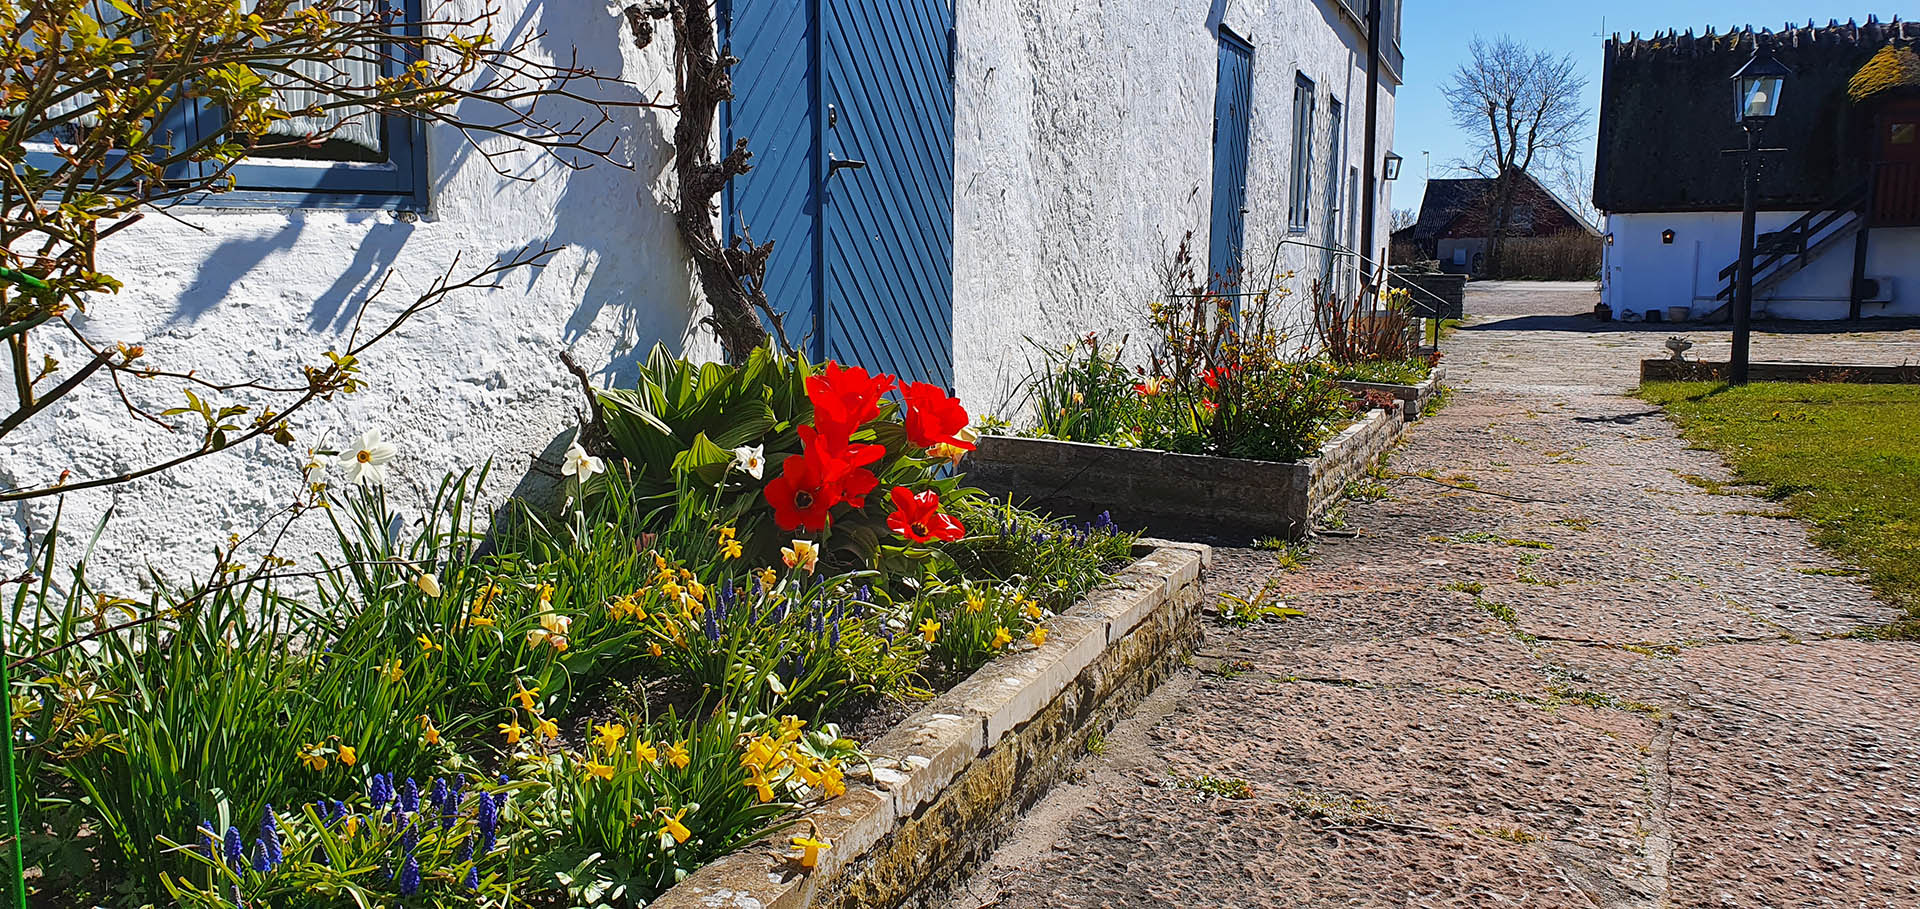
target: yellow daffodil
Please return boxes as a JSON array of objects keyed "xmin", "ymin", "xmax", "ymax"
[
  {"xmin": 777, "ymin": 715, "xmax": 806, "ymax": 739},
  {"xmin": 648, "ymin": 641, "xmax": 665, "ymax": 658},
  {"xmin": 585, "ymin": 760, "xmax": 615, "ymax": 781},
  {"xmin": 717, "ymin": 525, "xmax": 737, "ymax": 541},
  {"xmin": 342, "ymin": 815, "xmax": 360, "ymax": 837},
  {"xmin": 782, "ymin": 539, "xmax": 819, "ymax": 573},
  {"xmin": 720, "ymin": 537, "xmax": 744, "ymax": 560},
  {"xmin": 417, "ymin": 634, "xmax": 442, "ymax": 656},
  {"xmin": 593, "ymin": 722, "xmax": 626, "ymax": 752},
  {"xmin": 512, "ymin": 681, "xmax": 541, "ymax": 711},
  {"xmin": 468, "ymin": 615, "xmax": 495, "ymax": 628},
  {"xmin": 744, "ymin": 765, "xmax": 775, "ymax": 803},
  {"xmin": 1022, "ymin": 600, "xmax": 1044, "ymax": 621},
  {"xmin": 337, "ymin": 744, "xmax": 357, "ymax": 767},
  {"xmin": 688, "ymin": 580, "xmax": 707, "ymax": 603},
  {"xmin": 420, "ymin": 715, "xmax": 441, "ymax": 745},
  {"xmin": 820, "ymin": 761, "xmax": 846, "ymax": 798},
  {"xmin": 918, "ymin": 619, "xmax": 941, "ymax": 643},
  {"xmin": 659, "ymin": 806, "xmax": 692, "ymax": 845},
  {"xmin": 499, "ymin": 718, "xmax": 525, "ymax": 745},
  {"xmin": 537, "ymin": 583, "xmax": 555, "ymax": 605},
  {"xmin": 964, "ymin": 593, "xmax": 986, "ymax": 614},
  {"xmin": 666, "ymin": 740, "xmax": 690, "ymax": 769},
  {"xmin": 990, "ymin": 626, "xmax": 1012, "ymax": 649},
  {"xmin": 533, "ymin": 715, "xmax": 560, "ymax": 740},
  {"xmin": 634, "ymin": 740, "xmax": 659, "ymax": 764},
  {"xmin": 380, "ymin": 660, "xmax": 405, "ymax": 683},
  {"xmin": 300, "ymin": 744, "xmax": 327, "ymax": 772},
  {"xmin": 1030, "ymin": 626, "xmax": 1049, "ymax": 646},
  {"xmin": 742, "ymin": 736, "xmax": 778, "ymax": 770},
  {"xmin": 790, "ymin": 834, "xmax": 831, "ymax": 869},
  {"xmin": 759, "ymin": 568, "xmax": 779, "ymax": 589},
  {"xmin": 791, "ymin": 758, "xmax": 823, "ymax": 788},
  {"xmin": 472, "ymin": 583, "xmax": 502, "ymax": 613},
  {"xmin": 660, "ymin": 580, "xmax": 682, "ymax": 601}
]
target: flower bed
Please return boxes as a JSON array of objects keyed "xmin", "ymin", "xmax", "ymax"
[
  {"xmin": 653, "ymin": 541, "xmax": 1208, "ymax": 909},
  {"xmin": 966, "ymin": 402, "xmax": 1406, "ymax": 539},
  {"xmin": 1336, "ymin": 362, "xmax": 1446, "ymax": 420},
  {"xmin": 8, "ymin": 347, "xmax": 1141, "ymax": 907}
]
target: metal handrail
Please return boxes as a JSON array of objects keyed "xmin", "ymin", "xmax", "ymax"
[{"xmin": 1714, "ymin": 181, "xmax": 1869, "ymax": 301}]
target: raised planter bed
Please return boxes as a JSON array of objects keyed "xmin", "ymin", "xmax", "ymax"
[
  {"xmin": 653, "ymin": 541, "xmax": 1209, "ymax": 909},
  {"xmin": 1338, "ymin": 364, "xmax": 1446, "ymax": 420},
  {"xmin": 962, "ymin": 402, "xmax": 1407, "ymax": 539},
  {"xmin": 1641, "ymin": 358, "xmax": 1920, "ymax": 384}
]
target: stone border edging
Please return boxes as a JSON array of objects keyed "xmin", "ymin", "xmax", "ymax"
[
  {"xmin": 1640, "ymin": 359, "xmax": 1920, "ymax": 384},
  {"xmin": 962, "ymin": 403, "xmax": 1407, "ymax": 539},
  {"xmin": 651, "ymin": 542, "xmax": 1209, "ymax": 909},
  {"xmin": 1338, "ymin": 365, "xmax": 1446, "ymax": 419}
]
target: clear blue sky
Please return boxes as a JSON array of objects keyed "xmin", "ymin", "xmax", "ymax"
[{"xmin": 1392, "ymin": 2, "xmax": 1897, "ymax": 221}]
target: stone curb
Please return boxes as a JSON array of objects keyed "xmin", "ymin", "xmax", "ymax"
[
  {"xmin": 963, "ymin": 404, "xmax": 1407, "ymax": 539},
  {"xmin": 651, "ymin": 543, "xmax": 1208, "ymax": 909}
]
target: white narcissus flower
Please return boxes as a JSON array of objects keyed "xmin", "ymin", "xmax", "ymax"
[
  {"xmin": 732, "ymin": 444, "xmax": 765, "ymax": 479},
  {"xmin": 562, "ymin": 440, "xmax": 604, "ymax": 482},
  {"xmin": 339, "ymin": 429, "xmax": 397, "ymax": 487}
]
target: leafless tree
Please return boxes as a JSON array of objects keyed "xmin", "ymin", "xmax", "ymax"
[
  {"xmin": 1442, "ymin": 36, "xmax": 1588, "ymax": 276},
  {"xmin": 1390, "ymin": 208, "xmax": 1418, "ymax": 233}
]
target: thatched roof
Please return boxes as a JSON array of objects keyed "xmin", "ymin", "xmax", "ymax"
[
  {"xmin": 1594, "ymin": 17, "xmax": 1918, "ymax": 214},
  {"xmin": 1849, "ymin": 44, "xmax": 1920, "ymax": 100}
]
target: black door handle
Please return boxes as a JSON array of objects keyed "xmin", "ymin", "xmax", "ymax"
[{"xmin": 829, "ymin": 155, "xmax": 867, "ymax": 175}]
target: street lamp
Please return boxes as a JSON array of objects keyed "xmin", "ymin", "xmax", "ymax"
[
  {"xmin": 1383, "ymin": 152, "xmax": 1403, "ymax": 181},
  {"xmin": 1728, "ymin": 39, "xmax": 1791, "ymax": 385}
]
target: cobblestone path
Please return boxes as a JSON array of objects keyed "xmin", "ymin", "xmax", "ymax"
[{"xmin": 944, "ymin": 283, "xmax": 1920, "ymax": 909}]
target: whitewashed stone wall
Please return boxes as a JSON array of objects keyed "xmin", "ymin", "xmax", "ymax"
[
  {"xmin": 952, "ymin": 0, "xmax": 1401, "ymax": 412},
  {"xmin": 1, "ymin": 1, "xmax": 711, "ymax": 591}
]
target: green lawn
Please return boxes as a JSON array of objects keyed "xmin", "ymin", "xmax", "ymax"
[{"xmin": 1638, "ymin": 381, "xmax": 1920, "ymax": 628}]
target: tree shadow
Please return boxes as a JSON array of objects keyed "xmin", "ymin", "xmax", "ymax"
[
  {"xmin": 170, "ymin": 219, "xmax": 306, "ymax": 323},
  {"xmin": 309, "ymin": 219, "xmax": 416, "ymax": 332},
  {"xmin": 1463, "ymin": 313, "xmax": 1920, "ymax": 335}
]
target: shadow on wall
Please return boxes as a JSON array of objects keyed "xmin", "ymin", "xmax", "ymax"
[{"xmin": 449, "ymin": 0, "xmax": 700, "ymax": 388}]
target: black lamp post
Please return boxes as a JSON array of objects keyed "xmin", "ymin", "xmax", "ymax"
[{"xmin": 1728, "ymin": 39, "xmax": 1790, "ymax": 385}]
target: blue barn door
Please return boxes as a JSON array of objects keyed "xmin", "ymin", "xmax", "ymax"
[
  {"xmin": 721, "ymin": 0, "xmax": 956, "ymax": 388},
  {"xmin": 1209, "ymin": 29, "xmax": 1255, "ymax": 293}
]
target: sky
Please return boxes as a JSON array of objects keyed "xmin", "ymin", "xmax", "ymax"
[{"xmin": 1390, "ymin": 2, "xmax": 1900, "ymax": 223}]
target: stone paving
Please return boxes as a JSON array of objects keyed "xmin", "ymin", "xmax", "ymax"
[{"xmin": 942, "ymin": 283, "xmax": 1920, "ymax": 909}]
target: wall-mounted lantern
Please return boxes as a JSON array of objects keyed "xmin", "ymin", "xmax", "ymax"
[
  {"xmin": 1662, "ymin": 229, "xmax": 1675, "ymax": 245},
  {"xmin": 1382, "ymin": 152, "xmax": 1403, "ymax": 181}
]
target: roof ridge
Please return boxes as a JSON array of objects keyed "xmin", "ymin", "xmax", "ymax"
[{"xmin": 1605, "ymin": 17, "xmax": 1915, "ymax": 59}]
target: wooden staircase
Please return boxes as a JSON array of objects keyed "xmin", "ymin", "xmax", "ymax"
[{"xmin": 1705, "ymin": 181, "xmax": 1869, "ymax": 321}]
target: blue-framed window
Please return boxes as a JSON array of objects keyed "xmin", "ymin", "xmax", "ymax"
[
  {"xmin": 21, "ymin": 0, "xmax": 426, "ymax": 209},
  {"xmin": 1287, "ymin": 72, "xmax": 1316, "ymax": 232}
]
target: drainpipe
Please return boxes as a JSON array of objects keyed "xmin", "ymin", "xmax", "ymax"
[{"xmin": 1359, "ymin": 0, "xmax": 1382, "ymax": 296}]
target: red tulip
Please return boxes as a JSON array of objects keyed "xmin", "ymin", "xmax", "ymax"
[
  {"xmin": 763, "ymin": 448, "xmax": 842, "ymax": 532},
  {"xmin": 806, "ymin": 362, "xmax": 894, "ymax": 441},
  {"xmin": 886, "ymin": 487, "xmax": 965, "ymax": 543},
  {"xmin": 901, "ymin": 382, "xmax": 973, "ymax": 451},
  {"xmin": 798, "ymin": 424, "xmax": 883, "ymax": 508}
]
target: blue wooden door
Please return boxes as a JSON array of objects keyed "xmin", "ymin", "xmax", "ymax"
[
  {"xmin": 721, "ymin": 0, "xmax": 956, "ymax": 388},
  {"xmin": 1210, "ymin": 30, "xmax": 1255, "ymax": 292},
  {"xmin": 720, "ymin": 0, "xmax": 819, "ymax": 346}
]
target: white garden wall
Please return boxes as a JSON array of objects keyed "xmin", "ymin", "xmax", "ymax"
[{"xmin": 952, "ymin": 0, "xmax": 1399, "ymax": 411}]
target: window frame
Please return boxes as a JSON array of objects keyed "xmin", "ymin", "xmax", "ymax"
[
  {"xmin": 22, "ymin": 0, "xmax": 429, "ymax": 210},
  {"xmin": 1288, "ymin": 72, "xmax": 1316, "ymax": 233}
]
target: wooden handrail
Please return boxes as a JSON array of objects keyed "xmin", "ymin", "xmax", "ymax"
[{"xmin": 1715, "ymin": 181, "xmax": 1869, "ymax": 301}]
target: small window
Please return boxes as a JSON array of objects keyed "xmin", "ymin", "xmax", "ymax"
[
  {"xmin": 23, "ymin": 0, "xmax": 425, "ymax": 208},
  {"xmin": 1288, "ymin": 73, "xmax": 1317, "ymax": 232},
  {"xmin": 1893, "ymin": 122, "xmax": 1917, "ymax": 146}
]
